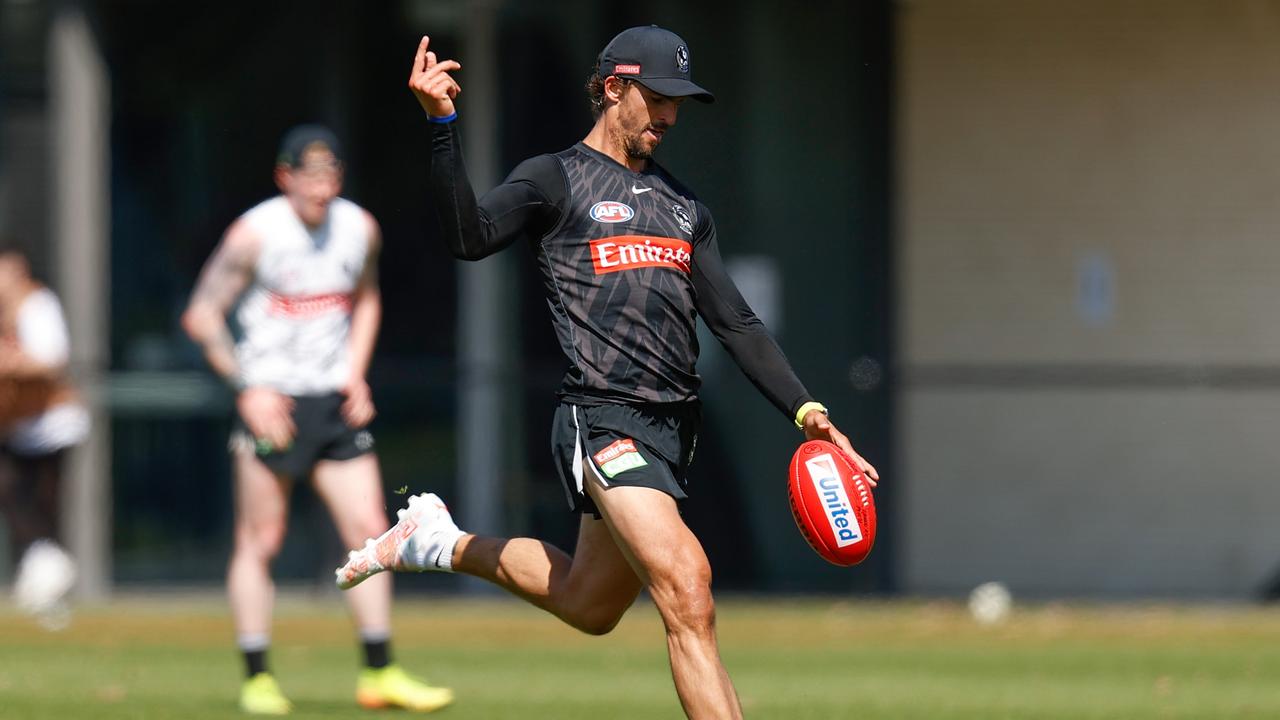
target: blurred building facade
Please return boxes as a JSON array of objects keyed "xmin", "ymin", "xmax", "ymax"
[{"xmin": 900, "ymin": 0, "xmax": 1280, "ymax": 598}]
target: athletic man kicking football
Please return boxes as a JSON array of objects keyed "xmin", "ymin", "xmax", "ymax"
[{"xmin": 337, "ymin": 27, "xmax": 879, "ymax": 719}]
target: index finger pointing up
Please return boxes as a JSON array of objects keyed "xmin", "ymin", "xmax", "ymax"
[{"xmin": 412, "ymin": 36, "xmax": 430, "ymax": 75}]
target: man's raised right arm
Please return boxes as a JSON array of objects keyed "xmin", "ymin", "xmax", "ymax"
[{"xmin": 410, "ymin": 36, "xmax": 563, "ymax": 259}]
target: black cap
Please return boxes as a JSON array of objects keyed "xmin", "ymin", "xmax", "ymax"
[
  {"xmin": 276, "ymin": 124, "xmax": 343, "ymax": 167},
  {"xmin": 598, "ymin": 26, "xmax": 714, "ymax": 103}
]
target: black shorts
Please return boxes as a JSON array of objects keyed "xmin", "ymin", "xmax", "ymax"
[
  {"xmin": 229, "ymin": 393, "xmax": 374, "ymax": 479},
  {"xmin": 551, "ymin": 401, "xmax": 700, "ymax": 516}
]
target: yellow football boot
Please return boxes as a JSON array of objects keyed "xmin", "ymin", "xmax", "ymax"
[
  {"xmin": 356, "ymin": 664, "xmax": 454, "ymax": 712},
  {"xmin": 239, "ymin": 673, "xmax": 292, "ymax": 715}
]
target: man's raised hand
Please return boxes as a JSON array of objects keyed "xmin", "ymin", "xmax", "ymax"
[{"xmin": 409, "ymin": 36, "xmax": 462, "ymax": 118}]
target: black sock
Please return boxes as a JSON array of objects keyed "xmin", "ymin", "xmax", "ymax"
[
  {"xmin": 243, "ymin": 649, "xmax": 268, "ymax": 678},
  {"xmin": 363, "ymin": 638, "xmax": 390, "ymax": 669}
]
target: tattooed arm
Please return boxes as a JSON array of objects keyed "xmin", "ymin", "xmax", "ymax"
[
  {"xmin": 181, "ymin": 218, "xmax": 259, "ymax": 386},
  {"xmin": 181, "ymin": 220, "xmax": 296, "ymax": 450}
]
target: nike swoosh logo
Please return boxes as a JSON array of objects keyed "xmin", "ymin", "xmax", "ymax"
[{"xmin": 631, "ymin": 185, "xmax": 653, "ymax": 194}]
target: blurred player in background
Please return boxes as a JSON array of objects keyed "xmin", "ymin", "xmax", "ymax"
[
  {"xmin": 181, "ymin": 126, "xmax": 452, "ymax": 715},
  {"xmin": 337, "ymin": 28, "xmax": 880, "ymax": 719},
  {"xmin": 0, "ymin": 249, "xmax": 89, "ymax": 629}
]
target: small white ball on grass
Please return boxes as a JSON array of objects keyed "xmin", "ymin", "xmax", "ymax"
[{"xmin": 968, "ymin": 581, "xmax": 1012, "ymax": 625}]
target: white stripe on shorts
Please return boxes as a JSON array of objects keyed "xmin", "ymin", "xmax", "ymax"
[{"xmin": 570, "ymin": 405, "xmax": 609, "ymax": 494}]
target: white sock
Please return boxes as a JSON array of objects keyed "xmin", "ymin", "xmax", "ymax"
[
  {"xmin": 408, "ymin": 528, "xmax": 464, "ymax": 572},
  {"xmin": 238, "ymin": 633, "xmax": 270, "ymax": 652}
]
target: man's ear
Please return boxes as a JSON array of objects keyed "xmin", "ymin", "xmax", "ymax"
[
  {"xmin": 273, "ymin": 165, "xmax": 290, "ymax": 193},
  {"xmin": 603, "ymin": 76, "xmax": 628, "ymax": 104}
]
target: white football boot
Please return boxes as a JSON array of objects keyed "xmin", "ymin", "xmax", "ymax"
[
  {"xmin": 13, "ymin": 539, "xmax": 77, "ymax": 630},
  {"xmin": 335, "ymin": 493, "xmax": 464, "ymax": 590}
]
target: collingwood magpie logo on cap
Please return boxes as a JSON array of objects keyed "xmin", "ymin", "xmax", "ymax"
[{"xmin": 675, "ymin": 45, "xmax": 690, "ymax": 73}]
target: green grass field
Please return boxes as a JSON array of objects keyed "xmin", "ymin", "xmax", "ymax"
[{"xmin": 2, "ymin": 594, "xmax": 1279, "ymax": 719}]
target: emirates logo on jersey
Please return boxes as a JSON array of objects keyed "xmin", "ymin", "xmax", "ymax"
[{"xmin": 590, "ymin": 236, "xmax": 692, "ymax": 275}]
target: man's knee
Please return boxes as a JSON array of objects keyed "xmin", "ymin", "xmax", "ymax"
[
  {"xmin": 648, "ymin": 564, "xmax": 716, "ymax": 635},
  {"xmin": 235, "ymin": 521, "xmax": 287, "ymax": 560}
]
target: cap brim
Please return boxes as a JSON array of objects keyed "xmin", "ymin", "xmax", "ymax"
[{"xmin": 633, "ymin": 77, "xmax": 715, "ymax": 103}]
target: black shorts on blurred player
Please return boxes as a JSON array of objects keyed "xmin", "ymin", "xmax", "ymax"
[
  {"xmin": 230, "ymin": 393, "xmax": 374, "ymax": 479},
  {"xmin": 551, "ymin": 401, "xmax": 700, "ymax": 517}
]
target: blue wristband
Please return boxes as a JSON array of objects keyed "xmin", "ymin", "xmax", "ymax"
[{"xmin": 428, "ymin": 111, "xmax": 457, "ymax": 124}]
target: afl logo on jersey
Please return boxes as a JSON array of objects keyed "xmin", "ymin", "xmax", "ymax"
[{"xmin": 590, "ymin": 201, "xmax": 634, "ymax": 224}]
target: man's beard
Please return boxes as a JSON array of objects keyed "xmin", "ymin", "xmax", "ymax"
[{"xmin": 623, "ymin": 132, "xmax": 654, "ymax": 161}]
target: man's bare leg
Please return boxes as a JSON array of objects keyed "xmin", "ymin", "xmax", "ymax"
[
  {"xmin": 336, "ymin": 490, "xmax": 643, "ymax": 635},
  {"xmin": 313, "ymin": 455, "xmax": 392, "ymax": 636},
  {"xmin": 452, "ymin": 515, "xmax": 644, "ymax": 635},
  {"xmin": 585, "ymin": 476, "xmax": 743, "ymax": 720},
  {"xmin": 334, "ymin": 473, "xmax": 735, "ymax": 717},
  {"xmin": 228, "ymin": 449, "xmax": 291, "ymax": 644},
  {"xmin": 316, "ymin": 455, "xmax": 454, "ymax": 711}
]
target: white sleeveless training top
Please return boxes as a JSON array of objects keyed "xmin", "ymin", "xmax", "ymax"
[{"xmin": 235, "ymin": 196, "xmax": 371, "ymax": 396}]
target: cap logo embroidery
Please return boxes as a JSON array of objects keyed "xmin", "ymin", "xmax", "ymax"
[
  {"xmin": 675, "ymin": 45, "xmax": 690, "ymax": 73},
  {"xmin": 614, "ymin": 63, "xmax": 642, "ymax": 75}
]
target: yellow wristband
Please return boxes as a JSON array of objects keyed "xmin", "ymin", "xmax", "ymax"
[{"xmin": 794, "ymin": 401, "xmax": 828, "ymax": 429}]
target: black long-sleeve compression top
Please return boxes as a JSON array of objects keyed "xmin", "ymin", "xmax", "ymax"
[{"xmin": 428, "ymin": 121, "xmax": 814, "ymax": 420}]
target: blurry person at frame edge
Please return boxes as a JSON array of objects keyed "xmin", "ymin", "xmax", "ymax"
[{"xmin": 0, "ymin": 248, "xmax": 90, "ymax": 630}]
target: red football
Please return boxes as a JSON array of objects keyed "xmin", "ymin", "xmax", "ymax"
[{"xmin": 788, "ymin": 440, "xmax": 877, "ymax": 566}]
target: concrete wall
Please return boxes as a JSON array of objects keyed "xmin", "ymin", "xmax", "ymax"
[{"xmin": 899, "ymin": 0, "xmax": 1280, "ymax": 597}]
